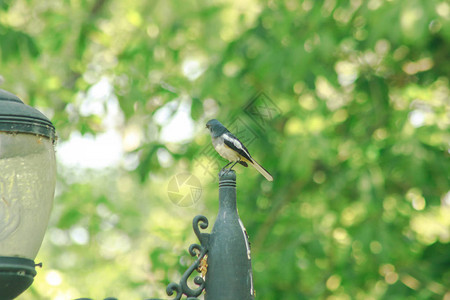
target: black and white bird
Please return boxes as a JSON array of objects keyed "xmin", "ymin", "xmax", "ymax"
[{"xmin": 206, "ymin": 119, "xmax": 273, "ymax": 181}]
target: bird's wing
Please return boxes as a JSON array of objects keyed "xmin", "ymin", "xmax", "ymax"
[
  {"xmin": 222, "ymin": 133, "xmax": 253, "ymax": 162},
  {"xmin": 222, "ymin": 132, "xmax": 273, "ymax": 181}
]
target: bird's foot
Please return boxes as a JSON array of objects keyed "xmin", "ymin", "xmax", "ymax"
[{"xmin": 219, "ymin": 168, "xmax": 229, "ymax": 176}]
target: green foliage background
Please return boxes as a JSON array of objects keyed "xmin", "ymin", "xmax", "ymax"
[{"xmin": 1, "ymin": 0, "xmax": 449, "ymax": 299}]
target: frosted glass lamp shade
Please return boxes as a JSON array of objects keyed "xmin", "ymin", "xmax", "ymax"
[{"xmin": 0, "ymin": 132, "xmax": 56, "ymax": 259}]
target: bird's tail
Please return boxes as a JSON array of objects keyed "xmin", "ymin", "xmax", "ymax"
[{"xmin": 249, "ymin": 159, "xmax": 273, "ymax": 181}]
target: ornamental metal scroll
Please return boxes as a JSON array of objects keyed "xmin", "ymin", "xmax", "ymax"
[{"xmin": 166, "ymin": 215, "xmax": 210, "ymax": 300}]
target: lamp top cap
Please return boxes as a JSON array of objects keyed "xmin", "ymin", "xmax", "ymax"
[
  {"xmin": 0, "ymin": 88, "xmax": 56, "ymax": 141},
  {"xmin": 0, "ymin": 89, "xmax": 23, "ymax": 103}
]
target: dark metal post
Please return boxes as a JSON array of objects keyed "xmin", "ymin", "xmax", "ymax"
[
  {"xmin": 165, "ymin": 170, "xmax": 255, "ymax": 299},
  {"xmin": 205, "ymin": 170, "xmax": 255, "ymax": 299}
]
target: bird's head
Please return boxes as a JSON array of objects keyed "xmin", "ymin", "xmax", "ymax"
[{"xmin": 206, "ymin": 119, "xmax": 227, "ymax": 137}]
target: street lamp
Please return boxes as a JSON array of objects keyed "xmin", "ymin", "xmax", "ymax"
[{"xmin": 0, "ymin": 89, "xmax": 56, "ymax": 299}]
